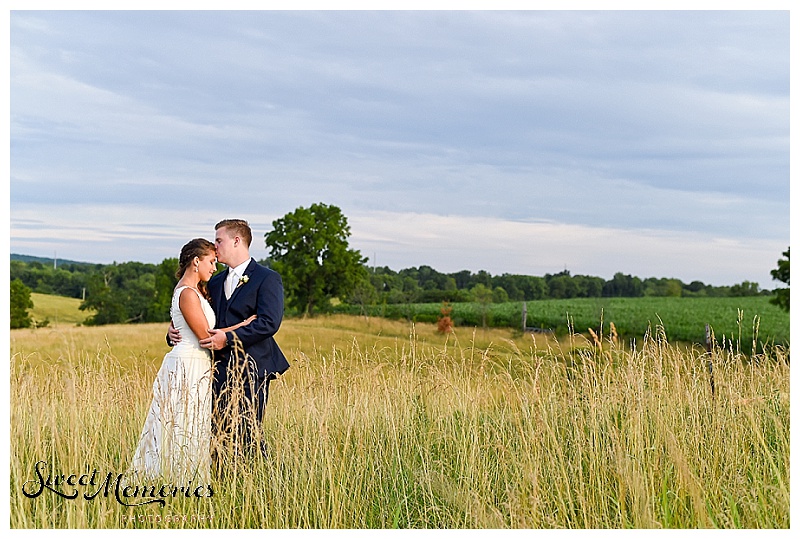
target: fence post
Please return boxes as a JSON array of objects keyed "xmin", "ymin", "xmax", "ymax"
[{"xmin": 522, "ymin": 302, "xmax": 528, "ymax": 332}]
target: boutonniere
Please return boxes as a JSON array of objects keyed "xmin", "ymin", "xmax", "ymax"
[{"xmin": 238, "ymin": 275, "xmax": 249, "ymax": 287}]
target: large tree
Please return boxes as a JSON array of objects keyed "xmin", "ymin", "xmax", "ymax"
[
  {"xmin": 265, "ymin": 203, "xmax": 368, "ymax": 315},
  {"xmin": 10, "ymin": 278, "xmax": 34, "ymax": 329},
  {"xmin": 770, "ymin": 248, "xmax": 789, "ymax": 312}
]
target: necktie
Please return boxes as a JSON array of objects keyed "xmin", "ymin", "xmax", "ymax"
[{"xmin": 225, "ymin": 271, "xmax": 237, "ymax": 300}]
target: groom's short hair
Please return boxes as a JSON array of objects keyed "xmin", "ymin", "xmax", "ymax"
[{"xmin": 216, "ymin": 219, "xmax": 253, "ymax": 247}]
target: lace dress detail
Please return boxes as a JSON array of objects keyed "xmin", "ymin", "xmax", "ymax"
[{"xmin": 128, "ymin": 286, "xmax": 216, "ymax": 483}]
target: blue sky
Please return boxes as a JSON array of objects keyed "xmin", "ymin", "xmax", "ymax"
[{"xmin": 7, "ymin": 5, "xmax": 792, "ymax": 287}]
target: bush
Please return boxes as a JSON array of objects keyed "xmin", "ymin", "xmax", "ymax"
[{"xmin": 437, "ymin": 302, "xmax": 454, "ymax": 334}]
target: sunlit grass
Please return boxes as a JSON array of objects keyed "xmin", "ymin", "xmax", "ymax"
[
  {"xmin": 10, "ymin": 316, "xmax": 789, "ymax": 528},
  {"xmin": 29, "ymin": 292, "xmax": 92, "ymax": 327}
]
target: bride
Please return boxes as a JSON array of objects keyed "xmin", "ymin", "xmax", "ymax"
[{"xmin": 128, "ymin": 238, "xmax": 253, "ymax": 483}]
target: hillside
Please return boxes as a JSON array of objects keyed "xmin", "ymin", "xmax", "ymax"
[
  {"xmin": 11, "ymin": 253, "xmax": 93, "ymax": 267},
  {"xmin": 29, "ymin": 292, "xmax": 92, "ymax": 327}
]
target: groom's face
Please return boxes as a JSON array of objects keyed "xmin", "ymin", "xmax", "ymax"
[{"xmin": 214, "ymin": 227, "xmax": 235, "ymax": 265}]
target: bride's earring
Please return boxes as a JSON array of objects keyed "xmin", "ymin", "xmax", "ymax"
[{"xmin": 194, "ymin": 264, "xmax": 199, "ymax": 273}]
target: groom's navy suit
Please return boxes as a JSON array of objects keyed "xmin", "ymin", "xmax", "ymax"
[{"xmin": 207, "ymin": 258, "xmax": 289, "ymax": 448}]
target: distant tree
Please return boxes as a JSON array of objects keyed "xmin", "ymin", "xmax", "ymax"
[
  {"xmin": 416, "ymin": 265, "xmax": 449, "ymax": 290},
  {"xmin": 473, "ymin": 270, "xmax": 492, "ymax": 287},
  {"xmin": 547, "ymin": 272, "xmax": 578, "ymax": 299},
  {"xmin": 80, "ymin": 269, "xmax": 127, "ymax": 325},
  {"xmin": 520, "ymin": 275, "xmax": 548, "ymax": 300},
  {"xmin": 264, "ymin": 203, "xmax": 368, "ymax": 315},
  {"xmin": 664, "ymin": 279, "xmax": 683, "ymax": 297},
  {"xmin": 79, "ymin": 262, "xmax": 160, "ymax": 325},
  {"xmin": 603, "ymin": 272, "xmax": 644, "ymax": 297},
  {"xmin": 492, "ymin": 286, "xmax": 509, "ymax": 303},
  {"xmin": 450, "ymin": 270, "xmax": 473, "ymax": 289},
  {"xmin": 346, "ymin": 274, "xmax": 379, "ymax": 316},
  {"xmin": 471, "ymin": 283, "xmax": 494, "ymax": 328},
  {"xmin": 401, "ymin": 276, "xmax": 421, "ymax": 303},
  {"xmin": 573, "ymin": 274, "xmax": 604, "ymax": 298},
  {"xmin": 770, "ymin": 248, "xmax": 789, "ymax": 312},
  {"xmin": 492, "ymin": 274, "xmax": 523, "ymax": 301},
  {"xmin": 150, "ymin": 257, "xmax": 180, "ymax": 321},
  {"xmin": 683, "ymin": 280, "xmax": 709, "ymax": 297},
  {"xmin": 368, "ymin": 266, "xmax": 404, "ymax": 303},
  {"xmin": 729, "ymin": 280, "xmax": 761, "ymax": 297},
  {"xmin": 10, "ymin": 279, "xmax": 34, "ymax": 329},
  {"xmin": 442, "ymin": 276, "xmax": 458, "ymax": 292},
  {"xmin": 10, "ymin": 259, "xmax": 89, "ymax": 299}
]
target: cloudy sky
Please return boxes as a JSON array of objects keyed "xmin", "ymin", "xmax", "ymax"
[{"xmin": 7, "ymin": 6, "xmax": 791, "ymax": 287}]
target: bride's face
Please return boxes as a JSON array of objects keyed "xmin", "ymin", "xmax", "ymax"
[{"xmin": 197, "ymin": 252, "xmax": 218, "ymax": 281}]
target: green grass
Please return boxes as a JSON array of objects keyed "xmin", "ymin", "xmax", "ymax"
[
  {"xmin": 334, "ymin": 296, "xmax": 789, "ymax": 348},
  {"xmin": 29, "ymin": 292, "xmax": 92, "ymax": 327}
]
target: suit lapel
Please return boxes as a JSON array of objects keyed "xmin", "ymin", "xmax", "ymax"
[{"xmin": 211, "ymin": 270, "xmax": 229, "ymax": 318}]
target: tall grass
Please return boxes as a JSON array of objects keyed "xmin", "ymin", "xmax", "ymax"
[{"xmin": 10, "ymin": 316, "xmax": 789, "ymax": 528}]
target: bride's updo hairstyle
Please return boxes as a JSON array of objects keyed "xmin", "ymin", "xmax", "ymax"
[{"xmin": 177, "ymin": 238, "xmax": 216, "ymax": 300}]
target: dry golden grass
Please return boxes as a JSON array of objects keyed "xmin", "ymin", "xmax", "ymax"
[{"xmin": 10, "ymin": 316, "xmax": 789, "ymax": 528}]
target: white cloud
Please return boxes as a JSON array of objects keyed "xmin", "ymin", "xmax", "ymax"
[
  {"xmin": 8, "ymin": 9, "xmax": 790, "ymax": 286},
  {"xmin": 349, "ymin": 211, "xmax": 785, "ymax": 287},
  {"xmin": 10, "ymin": 203, "xmax": 784, "ymax": 287}
]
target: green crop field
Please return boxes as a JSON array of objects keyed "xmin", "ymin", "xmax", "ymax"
[{"xmin": 334, "ymin": 296, "xmax": 789, "ymax": 349}]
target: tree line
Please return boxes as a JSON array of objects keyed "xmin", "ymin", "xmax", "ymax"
[
  {"xmin": 360, "ymin": 266, "xmax": 768, "ymax": 306},
  {"xmin": 9, "ymin": 204, "xmax": 789, "ymax": 328},
  {"xmin": 10, "ymin": 257, "xmax": 180, "ymax": 326}
]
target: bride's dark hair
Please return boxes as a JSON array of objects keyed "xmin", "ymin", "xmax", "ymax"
[{"xmin": 177, "ymin": 238, "xmax": 216, "ymax": 301}]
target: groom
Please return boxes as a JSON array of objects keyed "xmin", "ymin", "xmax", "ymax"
[{"xmin": 170, "ymin": 219, "xmax": 289, "ymax": 453}]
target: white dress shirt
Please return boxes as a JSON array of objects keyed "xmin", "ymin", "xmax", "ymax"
[{"xmin": 225, "ymin": 258, "xmax": 252, "ymax": 299}]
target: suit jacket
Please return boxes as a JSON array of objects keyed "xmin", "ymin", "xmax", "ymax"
[{"xmin": 208, "ymin": 258, "xmax": 290, "ymax": 379}]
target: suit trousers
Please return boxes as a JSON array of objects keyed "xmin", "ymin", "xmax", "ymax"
[{"xmin": 211, "ymin": 351, "xmax": 271, "ymax": 455}]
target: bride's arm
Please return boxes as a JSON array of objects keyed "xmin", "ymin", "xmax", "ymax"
[
  {"xmin": 217, "ymin": 315, "xmax": 256, "ymax": 333},
  {"xmin": 178, "ymin": 288, "xmax": 214, "ymax": 341}
]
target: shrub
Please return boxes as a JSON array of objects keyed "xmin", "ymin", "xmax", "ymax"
[{"xmin": 437, "ymin": 302, "xmax": 454, "ymax": 334}]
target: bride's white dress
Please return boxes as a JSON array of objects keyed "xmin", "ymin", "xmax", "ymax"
[{"xmin": 129, "ymin": 286, "xmax": 215, "ymax": 483}]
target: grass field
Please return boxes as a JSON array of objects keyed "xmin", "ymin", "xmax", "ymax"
[
  {"xmin": 9, "ymin": 314, "xmax": 789, "ymax": 528},
  {"xmin": 29, "ymin": 292, "xmax": 92, "ymax": 327},
  {"xmin": 334, "ymin": 296, "xmax": 790, "ymax": 349},
  {"xmin": 29, "ymin": 291, "xmax": 789, "ymax": 349}
]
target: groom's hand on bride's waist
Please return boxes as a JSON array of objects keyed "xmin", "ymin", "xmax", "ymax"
[
  {"xmin": 166, "ymin": 322, "xmax": 181, "ymax": 347},
  {"xmin": 200, "ymin": 329, "xmax": 228, "ymax": 351}
]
